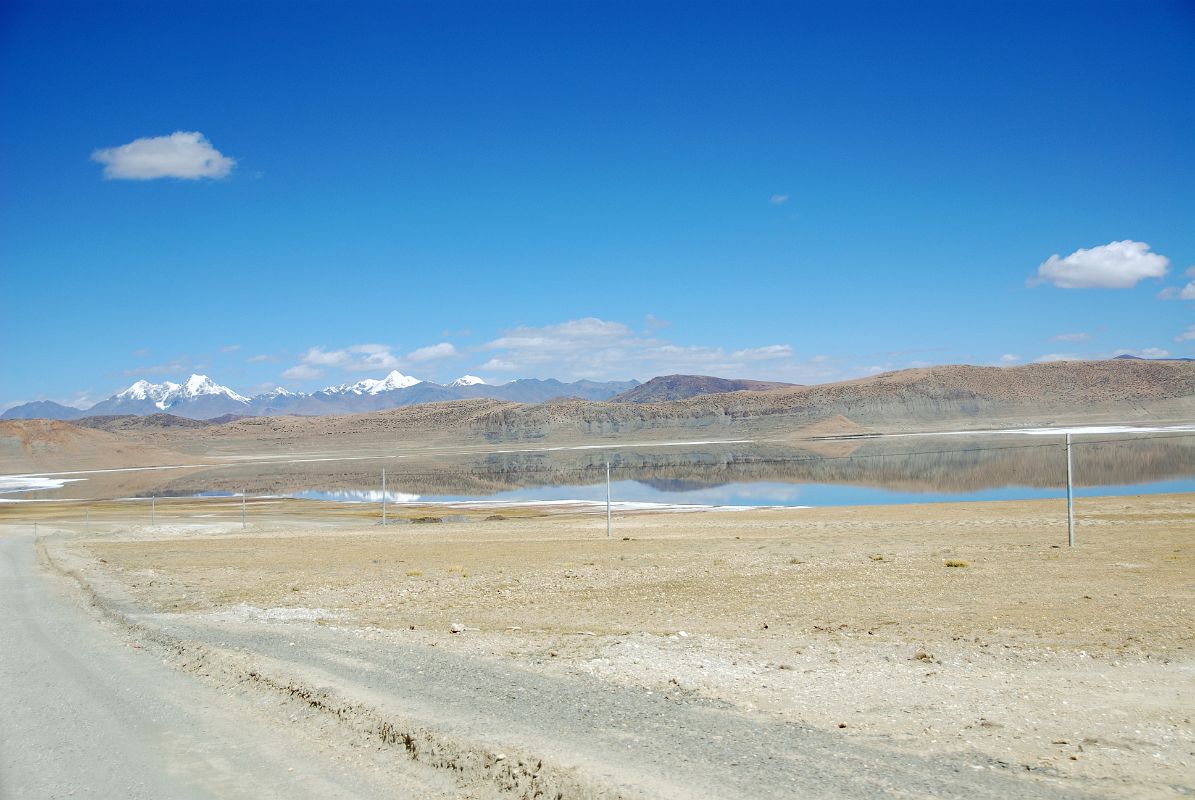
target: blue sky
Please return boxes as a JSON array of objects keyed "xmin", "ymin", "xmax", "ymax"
[{"xmin": 2, "ymin": 0, "xmax": 1193, "ymax": 408}]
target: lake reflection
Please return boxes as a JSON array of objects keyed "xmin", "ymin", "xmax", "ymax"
[{"xmin": 11, "ymin": 430, "xmax": 1195, "ymax": 506}]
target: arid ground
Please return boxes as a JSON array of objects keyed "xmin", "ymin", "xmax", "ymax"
[{"xmin": 8, "ymin": 492, "xmax": 1192, "ymax": 798}]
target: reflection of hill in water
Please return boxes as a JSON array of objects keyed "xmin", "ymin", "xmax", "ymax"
[
  {"xmin": 43, "ymin": 434, "xmax": 1194, "ymax": 501},
  {"xmin": 635, "ymin": 478, "xmax": 725, "ymax": 493}
]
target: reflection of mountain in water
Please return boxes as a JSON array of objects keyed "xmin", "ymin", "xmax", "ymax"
[
  {"xmin": 25, "ymin": 433, "xmax": 1194, "ymax": 503},
  {"xmin": 635, "ymin": 478, "xmax": 726, "ymax": 493}
]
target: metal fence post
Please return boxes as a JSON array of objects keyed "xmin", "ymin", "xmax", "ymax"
[
  {"xmin": 606, "ymin": 461, "xmax": 612, "ymax": 538},
  {"xmin": 1065, "ymin": 432, "xmax": 1075, "ymax": 547}
]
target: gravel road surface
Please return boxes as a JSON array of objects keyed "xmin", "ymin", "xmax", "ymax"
[{"xmin": 0, "ymin": 530, "xmax": 460, "ymax": 800}]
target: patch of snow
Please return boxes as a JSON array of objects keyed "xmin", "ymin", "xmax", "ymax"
[
  {"xmin": 873, "ymin": 423, "xmax": 1195, "ymax": 439},
  {"xmin": 451, "ymin": 375, "xmax": 486, "ymax": 387},
  {"xmin": 0, "ymin": 475, "xmax": 87, "ymax": 495}
]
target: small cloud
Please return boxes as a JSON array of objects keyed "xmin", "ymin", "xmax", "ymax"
[
  {"xmin": 1112, "ymin": 347, "xmax": 1170, "ymax": 359},
  {"xmin": 999, "ymin": 354, "xmax": 1022, "ymax": 364},
  {"xmin": 732, "ymin": 344, "xmax": 793, "ymax": 361},
  {"xmin": 122, "ymin": 359, "xmax": 186, "ymax": 376},
  {"xmin": 1053, "ymin": 332, "xmax": 1091, "ymax": 342},
  {"xmin": 132, "ymin": 348, "xmax": 151, "ymax": 358},
  {"xmin": 301, "ymin": 347, "xmax": 351, "ymax": 367},
  {"xmin": 288, "ymin": 343, "xmax": 403, "ymax": 374},
  {"xmin": 1034, "ymin": 353, "xmax": 1080, "ymax": 363},
  {"xmin": 440, "ymin": 328, "xmax": 472, "ymax": 338},
  {"xmin": 281, "ymin": 364, "xmax": 322, "ymax": 380},
  {"xmin": 1176, "ymin": 324, "xmax": 1195, "ymax": 343},
  {"xmin": 407, "ymin": 342, "xmax": 456, "ymax": 362},
  {"xmin": 92, "ymin": 131, "xmax": 236, "ymax": 180},
  {"xmin": 1029, "ymin": 240, "xmax": 1169, "ymax": 289},
  {"xmin": 246, "ymin": 354, "xmax": 274, "ymax": 363},
  {"xmin": 481, "ymin": 358, "xmax": 517, "ymax": 371},
  {"xmin": 644, "ymin": 313, "xmax": 671, "ymax": 332},
  {"xmin": 1157, "ymin": 282, "xmax": 1195, "ymax": 300},
  {"xmin": 221, "ymin": 344, "xmax": 241, "ymax": 353},
  {"xmin": 770, "ymin": 194, "xmax": 790, "ymax": 205}
]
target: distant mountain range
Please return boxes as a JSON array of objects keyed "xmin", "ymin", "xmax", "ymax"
[
  {"xmin": 610, "ymin": 374, "xmax": 797, "ymax": 403},
  {"xmin": 8, "ymin": 357, "xmax": 1193, "ymax": 423},
  {"xmin": 1, "ymin": 372, "xmax": 642, "ymax": 420}
]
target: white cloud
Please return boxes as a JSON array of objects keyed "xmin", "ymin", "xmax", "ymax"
[
  {"xmin": 479, "ymin": 317, "xmax": 826, "ymax": 383},
  {"xmin": 770, "ymin": 194, "xmax": 790, "ymax": 205},
  {"xmin": 407, "ymin": 342, "xmax": 456, "ymax": 362},
  {"xmin": 481, "ymin": 358, "xmax": 517, "ymax": 371},
  {"xmin": 122, "ymin": 359, "xmax": 186, "ymax": 376},
  {"xmin": 295, "ymin": 344, "xmax": 399, "ymax": 372},
  {"xmin": 282, "ymin": 364, "xmax": 322, "ymax": 380},
  {"xmin": 221, "ymin": 344, "xmax": 241, "ymax": 353},
  {"xmin": 1112, "ymin": 347, "xmax": 1170, "ymax": 359},
  {"xmin": 92, "ymin": 131, "xmax": 235, "ymax": 180},
  {"xmin": 1176, "ymin": 325, "xmax": 1195, "ymax": 343},
  {"xmin": 999, "ymin": 354, "xmax": 1021, "ymax": 364},
  {"xmin": 1034, "ymin": 353, "xmax": 1080, "ymax": 363},
  {"xmin": 301, "ymin": 347, "xmax": 351, "ymax": 367},
  {"xmin": 644, "ymin": 313, "xmax": 671, "ymax": 332},
  {"xmin": 731, "ymin": 344, "xmax": 793, "ymax": 360},
  {"xmin": 1052, "ymin": 332, "xmax": 1091, "ymax": 342},
  {"xmin": 246, "ymin": 354, "xmax": 275, "ymax": 363},
  {"xmin": 1029, "ymin": 240, "xmax": 1169, "ymax": 289},
  {"xmin": 1157, "ymin": 281, "xmax": 1195, "ymax": 300}
]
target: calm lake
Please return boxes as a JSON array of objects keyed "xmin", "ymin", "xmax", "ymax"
[{"xmin": 5, "ymin": 427, "xmax": 1194, "ymax": 508}]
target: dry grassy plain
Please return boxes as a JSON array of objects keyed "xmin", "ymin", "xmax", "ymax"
[{"xmin": 13, "ymin": 492, "xmax": 1195, "ymax": 798}]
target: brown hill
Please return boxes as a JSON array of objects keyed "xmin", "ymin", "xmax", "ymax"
[
  {"xmin": 0, "ymin": 419, "xmax": 190, "ymax": 473},
  {"xmin": 610, "ymin": 375, "xmax": 797, "ymax": 403},
  {"xmin": 464, "ymin": 359, "xmax": 1195, "ymax": 441}
]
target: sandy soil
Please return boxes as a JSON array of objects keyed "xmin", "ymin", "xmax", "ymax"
[{"xmin": 16, "ymin": 493, "xmax": 1195, "ymax": 798}]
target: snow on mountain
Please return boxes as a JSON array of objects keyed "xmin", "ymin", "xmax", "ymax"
[
  {"xmin": 321, "ymin": 370, "xmax": 423, "ymax": 395},
  {"xmin": 112, "ymin": 375, "xmax": 249, "ymax": 409},
  {"xmin": 258, "ymin": 386, "xmax": 302, "ymax": 398},
  {"xmin": 369, "ymin": 370, "xmax": 423, "ymax": 393},
  {"xmin": 450, "ymin": 375, "xmax": 486, "ymax": 387},
  {"xmin": 117, "ymin": 379, "xmax": 181, "ymax": 409},
  {"xmin": 181, "ymin": 374, "xmax": 250, "ymax": 402}
]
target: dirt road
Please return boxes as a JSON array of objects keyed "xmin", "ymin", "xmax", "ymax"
[{"xmin": 0, "ymin": 530, "xmax": 462, "ymax": 799}]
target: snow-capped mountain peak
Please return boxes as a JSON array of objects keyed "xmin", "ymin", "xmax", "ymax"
[
  {"xmin": 369, "ymin": 370, "xmax": 422, "ymax": 393},
  {"xmin": 322, "ymin": 370, "xmax": 422, "ymax": 395},
  {"xmin": 111, "ymin": 375, "xmax": 248, "ymax": 409},
  {"xmin": 117, "ymin": 379, "xmax": 179, "ymax": 404},
  {"xmin": 259, "ymin": 386, "xmax": 301, "ymax": 398},
  {"xmin": 450, "ymin": 375, "xmax": 486, "ymax": 387},
  {"xmin": 181, "ymin": 374, "xmax": 249, "ymax": 402}
]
